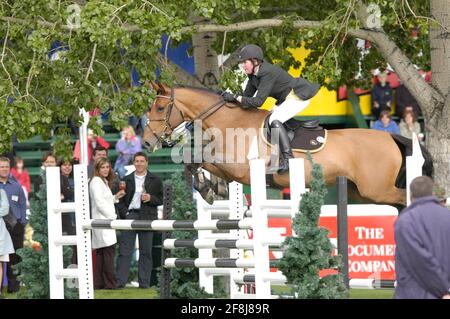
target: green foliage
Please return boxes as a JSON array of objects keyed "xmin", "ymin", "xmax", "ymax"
[
  {"xmin": 0, "ymin": 0, "xmax": 435, "ymax": 153},
  {"xmin": 15, "ymin": 172, "xmax": 77, "ymax": 299},
  {"xmin": 218, "ymin": 69, "xmax": 246, "ymax": 93},
  {"xmin": 278, "ymin": 153, "xmax": 348, "ymax": 299},
  {"xmin": 160, "ymin": 172, "xmax": 226, "ymax": 298}
]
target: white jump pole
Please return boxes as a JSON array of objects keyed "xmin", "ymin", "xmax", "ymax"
[
  {"xmin": 74, "ymin": 164, "xmax": 94, "ymax": 299},
  {"xmin": 248, "ymin": 137, "xmax": 272, "ymax": 299},
  {"xmin": 406, "ymin": 133, "xmax": 425, "ymax": 206},
  {"xmin": 47, "ymin": 166, "xmax": 69, "ymax": 299},
  {"xmin": 288, "ymin": 158, "xmax": 306, "ymax": 218}
]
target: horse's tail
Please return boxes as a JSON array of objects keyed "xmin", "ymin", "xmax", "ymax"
[
  {"xmin": 390, "ymin": 134, "xmax": 434, "ymax": 189},
  {"xmin": 420, "ymin": 143, "xmax": 434, "ymax": 178}
]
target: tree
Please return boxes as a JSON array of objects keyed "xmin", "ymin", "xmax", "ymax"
[
  {"xmin": 278, "ymin": 154, "xmax": 348, "ymax": 299},
  {"xmin": 1, "ymin": 1, "xmax": 448, "ymax": 190}
]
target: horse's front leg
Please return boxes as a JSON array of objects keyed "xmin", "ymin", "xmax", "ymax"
[{"xmin": 185, "ymin": 163, "xmax": 215, "ymax": 204}]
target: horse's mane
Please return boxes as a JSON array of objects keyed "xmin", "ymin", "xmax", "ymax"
[{"xmin": 174, "ymin": 85, "xmax": 220, "ymax": 98}]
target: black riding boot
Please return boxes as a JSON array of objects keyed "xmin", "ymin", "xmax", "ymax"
[{"xmin": 269, "ymin": 120, "xmax": 294, "ymax": 174}]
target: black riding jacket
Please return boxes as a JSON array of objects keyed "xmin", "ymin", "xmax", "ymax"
[{"xmin": 241, "ymin": 61, "xmax": 320, "ymax": 108}]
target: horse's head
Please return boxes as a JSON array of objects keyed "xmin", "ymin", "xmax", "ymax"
[{"xmin": 142, "ymin": 82, "xmax": 185, "ymax": 152}]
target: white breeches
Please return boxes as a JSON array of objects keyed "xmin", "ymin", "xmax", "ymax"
[{"xmin": 269, "ymin": 90, "xmax": 311, "ymax": 124}]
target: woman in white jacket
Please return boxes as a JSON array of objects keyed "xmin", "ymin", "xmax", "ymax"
[
  {"xmin": 0, "ymin": 189, "xmax": 14, "ymax": 298},
  {"xmin": 90, "ymin": 158, "xmax": 125, "ymax": 289}
]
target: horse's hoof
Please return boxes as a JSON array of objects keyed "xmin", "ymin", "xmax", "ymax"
[
  {"xmin": 215, "ymin": 181, "xmax": 229, "ymax": 198},
  {"xmin": 193, "ymin": 172, "xmax": 211, "ymax": 193},
  {"xmin": 201, "ymin": 188, "xmax": 215, "ymax": 205}
]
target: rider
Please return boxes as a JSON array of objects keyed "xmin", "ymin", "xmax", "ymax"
[{"xmin": 222, "ymin": 44, "xmax": 320, "ymax": 174}]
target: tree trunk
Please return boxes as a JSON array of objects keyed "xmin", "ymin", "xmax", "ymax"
[
  {"xmin": 191, "ymin": 16, "xmax": 221, "ymax": 89},
  {"xmin": 426, "ymin": 103, "xmax": 450, "ymax": 196},
  {"xmin": 426, "ymin": 0, "xmax": 450, "ymax": 195}
]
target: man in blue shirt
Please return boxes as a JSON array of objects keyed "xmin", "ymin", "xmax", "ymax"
[{"xmin": 0, "ymin": 156, "xmax": 27, "ymax": 293}]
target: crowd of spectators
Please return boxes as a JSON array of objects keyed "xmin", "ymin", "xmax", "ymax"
[
  {"xmin": 0, "ymin": 120, "xmax": 156, "ymax": 295},
  {"xmin": 370, "ymin": 69, "xmax": 424, "ymax": 142}
]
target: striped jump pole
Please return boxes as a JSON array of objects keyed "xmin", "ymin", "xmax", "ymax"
[
  {"xmin": 165, "ymin": 258, "xmax": 280, "ymax": 268},
  {"xmin": 165, "ymin": 258, "xmax": 255, "ymax": 268},
  {"xmin": 163, "ymin": 238, "xmax": 284, "ymax": 250},
  {"xmin": 82, "ymin": 218, "xmax": 253, "ymax": 231},
  {"xmin": 232, "ymin": 272, "xmax": 287, "ymax": 284}
]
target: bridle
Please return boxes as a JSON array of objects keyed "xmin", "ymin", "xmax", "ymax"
[
  {"xmin": 146, "ymin": 88, "xmax": 183, "ymax": 146},
  {"xmin": 146, "ymin": 87, "xmax": 226, "ymax": 146}
]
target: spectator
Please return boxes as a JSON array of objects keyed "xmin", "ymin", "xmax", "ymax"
[
  {"xmin": 10, "ymin": 157, "xmax": 31, "ymax": 195},
  {"xmin": 395, "ymin": 83, "xmax": 422, "ymax": 118},
  {"xmin": 59, "ymin": 158, "xmax": 75, "ymax": 202},
  {"xmin": 116, "ymin": 152, "xmax": 163, "ymax": 288},
  {"xmin": 394, "ymin": 176, "xmax": 450, "ymax": 299},
  {"xmin": 73, "ymin": 129, "xmax": 110, "ymax": 164},
  {"xmin": 114, "ymin": 126, "xmax": 142, "ymax": 178},
  {"xmin": 87, "ymin": 146, "xmax": 112, "ymax": 276},
  {"xmin": 34, "ymin": 151, "xmax": 57, "ymax": 194},
  {"xmin": 0, "ymin": 189, "xmax": 14, "ymax": 299},
  {"xmin": 10, "ymin": 157, "xmax": 31, "ymax": 209},
  {"xmin": 399, "ymin": 110, "xmax": 422, "ymax": 140},
  {"xmin": 58, "ymin": 159, "xmax": 75, "ymax": 236},
  {"xmin": 372, "ymin": 110, "xmax": 400, "ymax": 134},
  {"xmin": 0, "ymin": 151, "xmax": 15, "ymax": 167},
  {"xmin": 89, "ymin": 158, "xmax": 125, "ymax": 290},
  {"xmin": 371, "ymin": 70, "xmax": 393, "ymax": 119},
  {"xmin": 0, "ymin": 157, "xmax": 27, "ymax": 293},
  {"xmin": 88, "ymin": 146, "xmax": 108, "ymax": 179},
  {"xmin": 58, "ymin": 158, "xmax": 77, "ymax": 264}
]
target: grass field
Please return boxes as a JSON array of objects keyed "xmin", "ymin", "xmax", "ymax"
[{"xmin": 3, "ymin": 287, "xmax": 394, "ymax": 299}]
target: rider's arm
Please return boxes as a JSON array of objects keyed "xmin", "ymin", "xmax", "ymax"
[{"xmin": 240, "ymin": 71, "xmax": 276, "ymax": 108}]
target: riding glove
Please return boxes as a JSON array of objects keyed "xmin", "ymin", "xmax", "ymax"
[{"xmin": 222, "ymin": 92, "xmax": 238, "ymax": 103}]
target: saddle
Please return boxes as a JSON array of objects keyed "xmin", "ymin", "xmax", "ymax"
[{"xmin": 262, "ymin": 116, "xmax": 327, "ymax": 153}]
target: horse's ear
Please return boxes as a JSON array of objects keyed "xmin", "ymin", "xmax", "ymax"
[
  {"xmin": 146, "ymin": 81, "xmax": 170, "ymax": 95},
  {"xmin": 157, "ymin": 83, "xmax": 170, "ymax": 95},
  {"xmin": 147, "ymin": 80, "xmax": 161, "ymax": 92}
]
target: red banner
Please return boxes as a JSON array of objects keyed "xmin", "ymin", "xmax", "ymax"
[{"xmin": 267, "ymin": 205, "xmax": 398, "ymax": 280}]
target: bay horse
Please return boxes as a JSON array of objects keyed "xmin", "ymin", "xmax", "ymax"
[{"xmin": 142, "ymin": 82, "xmax": 433, "ymax": 207}]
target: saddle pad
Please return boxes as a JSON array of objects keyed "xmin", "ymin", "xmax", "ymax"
[{"xmin": 261, "ymin": 116, "xmax": 327, "ymax": 153}]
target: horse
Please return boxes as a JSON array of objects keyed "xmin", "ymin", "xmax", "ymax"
[{"xmin": 142, "ymin": 82, "xmax": 433, "ymax": 207}]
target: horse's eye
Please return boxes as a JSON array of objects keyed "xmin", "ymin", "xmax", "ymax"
[{"xmin": 157, "ymin": 106, "xmax": 164, "ymax": 112}]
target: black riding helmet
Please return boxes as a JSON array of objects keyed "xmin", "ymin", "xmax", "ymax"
[{"xmin": 238, "ymin": 44, "xmax": 264, "ymax": 62}]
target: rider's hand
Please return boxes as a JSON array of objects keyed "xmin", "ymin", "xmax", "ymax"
[{"xmin": 222, "ymin": 92, "xmax": 237, "ymax": 103}]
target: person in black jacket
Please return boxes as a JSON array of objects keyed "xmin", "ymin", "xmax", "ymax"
[
  {"xmin": 222, "ymin": 44, "xmax": 320, "ymax": 173},
  {"xmin": 115, "ymin": 152, "xmax": 163, "ymax": 288},
  {"xmin": 395, "ymin": 83, "xmax": 422, "ymax": 118},
  {"xmin": 371, "ymin": 70, "xmax": 393, "ymax": 119}
]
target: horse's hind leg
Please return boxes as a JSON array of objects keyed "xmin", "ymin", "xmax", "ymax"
[
  {"xmin": 357, "ymin": 180, "xmax": 406, "ymax": 206},
  {"xmin": 347, "ymin": 180, "xmax": 371, "ymax": 204},
  {"xmin": 382, "ymin": 187, "xmax": 406, "ymax": 206}
]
